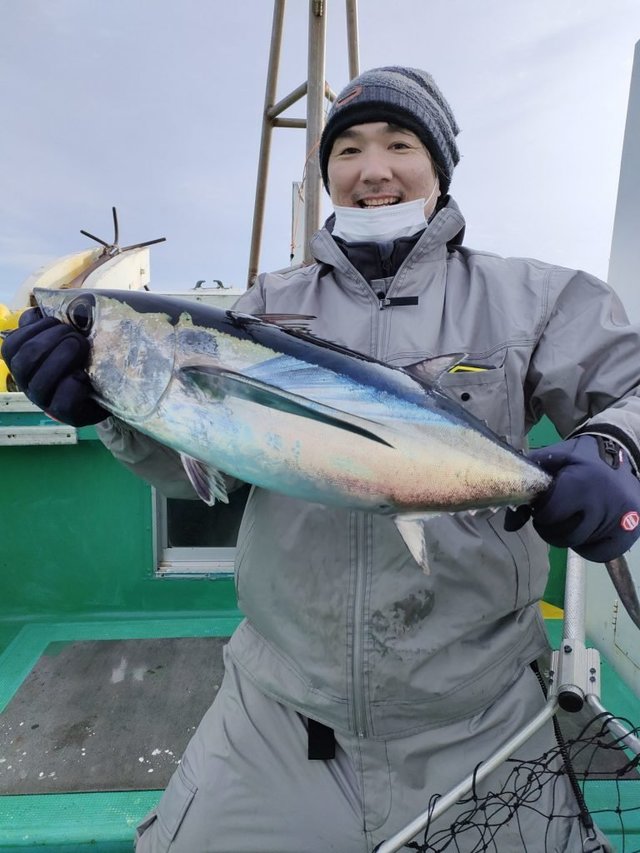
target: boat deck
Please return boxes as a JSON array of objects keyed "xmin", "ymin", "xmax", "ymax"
[
  {"xmin": 0, "ymin": 612, "xmax": 638, "ymax": 852},
  {"xmin": 0, "ymin": 615, "xmax": 238, "ymax": 851}
]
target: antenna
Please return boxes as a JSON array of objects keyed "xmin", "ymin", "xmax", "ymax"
[{"xmin": 246, "ymin": 0, "xmax": 360, "ymax": 287}]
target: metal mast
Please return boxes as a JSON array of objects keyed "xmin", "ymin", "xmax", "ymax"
[{"xmin": 247, "ymin": 0, "xmax": 360, "ymax": 287}]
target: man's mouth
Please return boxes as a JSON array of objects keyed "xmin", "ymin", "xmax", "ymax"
[{"xmin": 357, "ymin": 196, "xmax": 401, "ymax": 208}]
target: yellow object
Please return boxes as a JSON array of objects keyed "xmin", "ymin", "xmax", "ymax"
[
  {"xmin": 0, "ymin": 304, "xmax": 23, "ymax": 332},
  {"xmin": 540, "ymin": 601, "xmax": 564, "ymax": 619},
  {"xmin": 449, "ymin": 364, "xmax": 489, "ymax": 373},
  {"xmin": 0, "ymin": 359, "xmax": 10, "ymax": 392},
  {"xmin": 0, "ymin": 303, "xmax": 24, "ymax": 392},
  {"xmin": 1, "ymin": 303, "xmax": 13, "ymax": 330}
]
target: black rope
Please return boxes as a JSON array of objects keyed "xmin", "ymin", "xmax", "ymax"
[{"xmin": 531, "ymin": 661, "xmax": 595, "ymax": 834}]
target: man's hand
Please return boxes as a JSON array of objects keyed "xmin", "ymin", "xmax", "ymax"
[
  {"xmin": 1, "ymin": 307, "xmax": 108, "ymax": 426},
  {"xmin": 504, "ymin": 435, "xmax": 640, "ymax": 562}
]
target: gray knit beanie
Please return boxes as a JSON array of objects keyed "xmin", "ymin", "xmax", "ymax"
[{"xmin": 319, "ymin": 66, "xmax": 460, "ymax": 194}]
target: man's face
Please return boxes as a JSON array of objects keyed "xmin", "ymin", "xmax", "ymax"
[{"xmin": 327, "ymin": 122, "xmax": 440, "ymax": 216}]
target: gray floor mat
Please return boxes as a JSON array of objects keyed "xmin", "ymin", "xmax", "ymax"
[{"xmin": 0, "ymin": 636, "xmax": 227, "ymax": 794}]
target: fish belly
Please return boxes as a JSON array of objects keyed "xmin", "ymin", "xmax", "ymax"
[{"xmin": 141, "ymin": 392, "xmax": 544, "ymax": 513}]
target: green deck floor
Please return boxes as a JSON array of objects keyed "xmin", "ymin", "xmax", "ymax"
[{"xmin": 0, "ymin": 616, "xmax": 638, "ymax": 852}]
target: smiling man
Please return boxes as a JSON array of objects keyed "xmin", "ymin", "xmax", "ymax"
[
  {"xmin": 5, "ymin": 67, "xmax": 640, "ymax": 852},
  {"xmin": 327, "ymin": 122, "xmax": 440, "ymax": 215}
]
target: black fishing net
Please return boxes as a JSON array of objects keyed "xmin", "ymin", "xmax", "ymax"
[{"xmin": 402, "ymin": 711, "xmax": 640, "ymax": 853}]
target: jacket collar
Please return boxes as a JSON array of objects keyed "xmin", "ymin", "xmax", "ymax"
[{"xmin": 310, "ymin": 196, "xmax": 466, "ymax": 271}]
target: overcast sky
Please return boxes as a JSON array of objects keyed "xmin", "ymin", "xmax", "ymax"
[{"xmin": 1, "ymin": 0, "xmax": 639, "ymax": 308}]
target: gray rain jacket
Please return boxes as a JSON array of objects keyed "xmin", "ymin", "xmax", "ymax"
[{"xmin": 97, "ymin": 197, "xmax": 640, "ymax": 740}]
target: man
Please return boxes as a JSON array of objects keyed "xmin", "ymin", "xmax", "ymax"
[{"xmin": 4, "ymin": 67, "xmax": 640, "ymax": 852}]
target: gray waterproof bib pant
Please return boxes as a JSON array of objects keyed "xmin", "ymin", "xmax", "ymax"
[{"xmin": 135, "ymin": 648, "xmax": 609, "ymax": 852}]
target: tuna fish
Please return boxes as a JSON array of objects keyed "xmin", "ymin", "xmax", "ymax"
[
  {"xmin": 31, "ymin": 287, "xmax": 640, "ymax": 627},
  {"xmin": 33, "ymin": 286, "xmax": 554, "ymax": 574}
]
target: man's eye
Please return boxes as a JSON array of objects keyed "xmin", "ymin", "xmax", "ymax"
[
  {"xmin": 390, "ymin": 142, "xmax": 411, "ymax": 150},
  {"xmin": 337, "ymin": 146, "xmax": 359, "ymax": 156}
]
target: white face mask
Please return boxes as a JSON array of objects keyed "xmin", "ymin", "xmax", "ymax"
[{"xmin": 332, "ymin": 183, "xmax": 439, "ymax": 243}]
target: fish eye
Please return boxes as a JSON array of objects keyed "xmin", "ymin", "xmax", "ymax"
[{"xmin": 67, "ymin": 293, "xmax": 96, "ymax": 335}]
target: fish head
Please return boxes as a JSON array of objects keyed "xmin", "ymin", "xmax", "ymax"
[{"xmin": 33, "ymin": 287, "xmax": 176, "ymax": 423}]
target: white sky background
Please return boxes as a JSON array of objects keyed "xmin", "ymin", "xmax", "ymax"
[{"xmin": 1, "ymin": 0, "xmax": 639, "ymax": 307}]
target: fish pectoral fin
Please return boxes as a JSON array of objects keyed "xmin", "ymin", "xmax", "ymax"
[
  {"xmin": 402, "ymin": 353, "xmax": 467, "ymax": 387},
  {"xmin": 179, "ymin": 365, "xmax": 394, "ymax": 448},
  {"xmin": 393, "ymin": 513, "xmax": 440, "ymax": 575},
  {"xmin": 180, "ymin": 453, "xmax": 229, "ymax": 506}
]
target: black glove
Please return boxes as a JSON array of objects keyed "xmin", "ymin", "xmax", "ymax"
[
  {"xmin": 504, "ymin": 434, "xmax": 640, "ymax": 562},
  {"xmin": 1, "ymin": 307, "xmax": 108, "ymax": 427}
]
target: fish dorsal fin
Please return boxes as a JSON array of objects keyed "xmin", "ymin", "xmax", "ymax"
[
  {"xmin": 254, "ymin": 313, "xmax": 317, "ymax": 333},
  {"xmin": 226, "ymin": 310, "xmax": 316, "ymax": 334},
  {"xmin": 402, "ymin": 353, "xmax": 466, "ymax": 388},
  {"xmin": 180, "ymin": 453, "xmax": 229, "ymax": 506}
]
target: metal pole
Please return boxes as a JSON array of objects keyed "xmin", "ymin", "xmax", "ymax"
[
  {"xmin": 303, "ymin": 0, "xmax": 327, "ymax": 263},
  {"xmin": 554, "ymin": 552, "xmax": 640, "ymax": 747},
  {"xmin": 273, "ymin": 118, "xmax": 307, "ymax": 128},
  {"xmin": 586, "ymin": 694, "xmax": 640, "ymax": 756},
  {"xmin": 267, "ymin": 81, "xmax": 308, "ymax": 120},
  {"xmin": 247, "ymin": 0, "xmax": 287, "ymax": 287},
  {"xmin": 345, "ymin": 0, "xmax": 360, "ymax": 79},
  {"xmin": 374, "ymin": 699, "xmax": 559, "ymax": 853},
  {"xmin": 552, "ymin": 549, "xmax": 603, "ymax": 713},
  {"xmin": 563, "ymin": 549, "xmax": 587, "ymax": 641}
]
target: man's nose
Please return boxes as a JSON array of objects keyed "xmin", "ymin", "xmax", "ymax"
[{"xmin": 359, "ymin": 151, "xmax": 393, "ymax": 183}]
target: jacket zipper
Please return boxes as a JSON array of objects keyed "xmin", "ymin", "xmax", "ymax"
[
  {"xmin": 346, "ymin": 253, "xmax": 408, "ymax": 737},
  {"xmin": 351, "ymin": 510, "xmax": 369, "ymax": 738},
  {"xmin": 350, "ymin": 295, "xmax": 388, "ymax": 738}
]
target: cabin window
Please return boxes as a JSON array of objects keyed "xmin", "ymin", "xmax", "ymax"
[
  {"xmin": 154, "ymin": 484, "xmax": 251, "ymax": 576},
  {"xmin": 137, "ymin": 288, "xmax": 249, "ymax": 576}
]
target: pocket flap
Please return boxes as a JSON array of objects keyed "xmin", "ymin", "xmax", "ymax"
[{"xmin": 156, "ymin": 764, "xmax": 198, "ymax": 842}]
